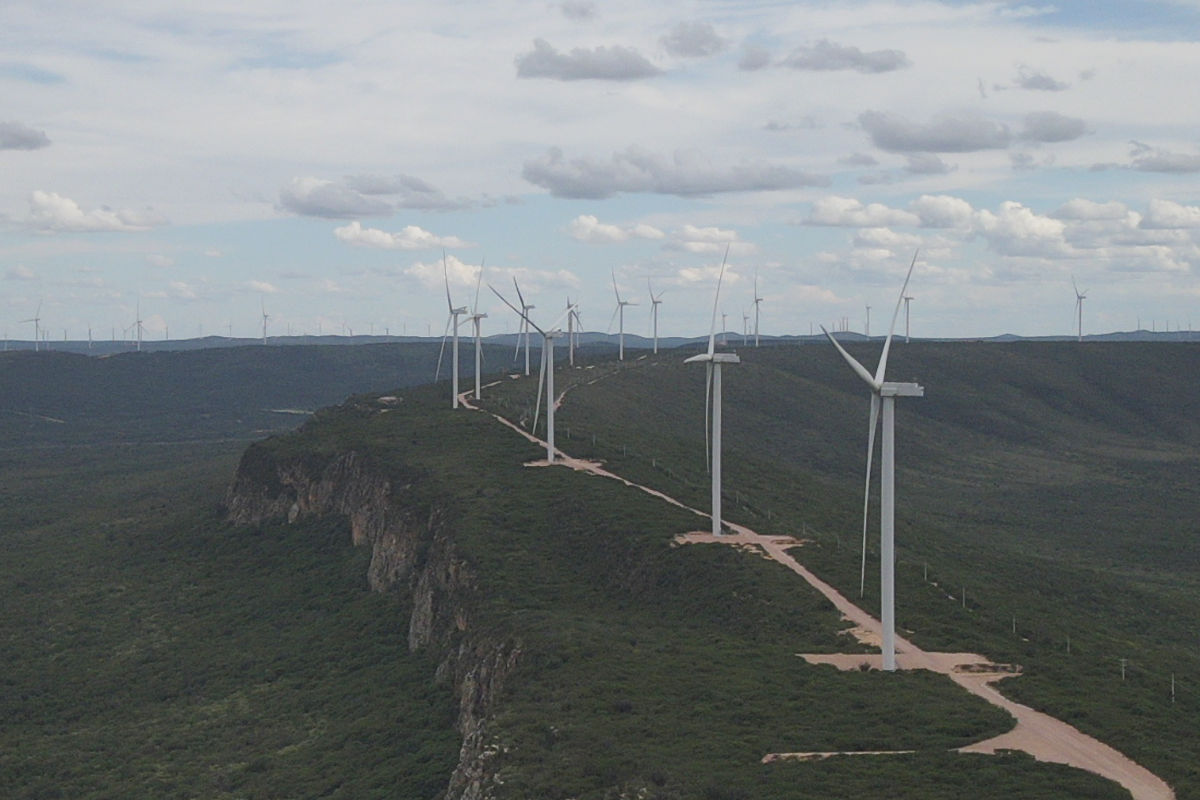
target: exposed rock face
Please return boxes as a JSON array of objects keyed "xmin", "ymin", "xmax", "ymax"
[{"xmin": 224, "ymin": 443, "xmax": 516, "ymax": 800}]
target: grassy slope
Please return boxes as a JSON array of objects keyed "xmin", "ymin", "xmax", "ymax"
[
  {"xmin": 487, "ymin": 342, "xmax": 1198, "ymax": 798},
  {"xmin": 262, "ymin": 381, "xmax": 1124, "ymax": 799},
  {"xmin": 0, "ymin": 440, "xmax": 460, "ymax": 799}
]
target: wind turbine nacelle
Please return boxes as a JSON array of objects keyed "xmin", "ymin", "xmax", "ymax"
[
  {"xmin": 880, "ymin": 381, "xmax": 924, "ymax": 398},
  {"xmin": 684, "ymin": 353, "xmax": 741, "ymax": 365}
]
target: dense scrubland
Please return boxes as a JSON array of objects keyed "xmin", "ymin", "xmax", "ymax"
[{"xmin": 2, "ymin": 341, "xmax": 1196, "ymax": 798}]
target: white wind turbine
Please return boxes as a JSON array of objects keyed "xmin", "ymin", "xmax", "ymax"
[
  {"xmin": 260, "ymin": 298, "xmax": 270, "ymax": 345},
  {"xmin": 20, "ymin": 301, "xmax": 41, "ymax": 352},
  {"xmin": 903, "ymin": 295, "xmax": 913, "ymax": 344},
  {"xmin": 753, "ymin": 274, "xmax": 763, "ymax": 347},
  {"xmin": 491, "ymin": 285, "xmax": 574, "ymax": 463},
  {"xmin": 610, "ymin": 271, "xmax": 637, "ymax": 360},
  {"xmin": 566, "ymin": 297, "xmax": 582, "ymax": 366},
  {"xmin": 512, "ymin": 279, "xmax": 535, "ymax": 376},
  {"xmin": 1073, "ymin": 277, "xmax": 1087, "ymax": 342},
  {"xmin": 464, "ymin": 260, "xmax": 487, "ymax": 400},
  {"xmin": 135, "ymin": 299, "xmax": 145, "ymax": 351},
  {"xmin": 648, "ymin": 279, "xmax": 664, "ymax": 354},
  {"xmin": 434, "ymin": 252, "xmax": 469, "ymax": 409},
  {"xmin": 742, "ymin": 310, "xmax": 750, "ymax": 346},
  {"xmin": 684, "ymin": 247, "xmax": 738, "ymax": 537},
  {"xmin": 822, "ymin": 250, "xmax": 923, "ymax": 673}
]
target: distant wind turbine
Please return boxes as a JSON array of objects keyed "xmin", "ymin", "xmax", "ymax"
[
  {"xmin": 135, "ymin": 299, "xmax": 144, "ymax": 351},
  {"xmin": 684, "ymin": 246, "xmax": 738, "ymax": 537},
  {"xmin": 20, "ymin": 301, "xmax": 41, "ymax": 352},
  {"xmin": 260, "ymin": 298, "xmax": 270, "ymax": 345},
  {"xmin": 648, "ymin": 279, "xmax": 664, "ymax": 354},
  {"xmin": 434, "ymin": 251, "xmax": 469, "ymax": 409},
  {"xmin": 491, "ymin": 285, "xmax": 574, "ymax": 463},
  {"xmin": 753, "ymin": 274, "xmax": 763, "ymax": 347},
  {"xmin": 512, "ymin": 279, "xmax": 535, "ymax": 376},
  {"xmin": 465, "ymin": 259, "xmax": 487, "ymax": 400},
  {"xmin": 566, "ymin": 297, "xmax": 582, "ymax": 366},
  {"xmin": 903, "ymin": 295, "xmax": 913, "ymax": 344},
  {"xmin": 1072, "ymin": 277, "xmax": 1088, "ymax": 342},
  {"xmin": 822, "ymin": 250, "xmax": 923, "ymax": 673},
  {"xmin": 865, "ymin": 305, "xmax": 871, "ymax": 338},
  {"xmin": 609, "ymin": 271, "xmax": 637, "ymax": 360}
]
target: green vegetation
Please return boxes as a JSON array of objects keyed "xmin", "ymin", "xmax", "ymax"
[
  {"xmin": 4, "ymin": 340, "xmax": 1197, "ymax": 798},
  {"xmin": 482, "ymin": 341, "xmax": 1199, "ymax": 797}
]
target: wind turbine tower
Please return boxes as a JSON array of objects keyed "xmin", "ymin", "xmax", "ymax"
[
  {"xmin": 822, "ymin": 251, "xmax": 923, "ymax": 672},
  {"xmin": 753, "ymin": 275, "xmax": 763, "ymax": 347},
  {"xmin": 1073, "ymin": 278, "xmax": 1088, "ymax": 342},
  {"xmin": 684, "ymin": 247, "xmax": 738, "ymax": 537},
  {"xmin": 610, "ymin": 271, "xmax": 637, "ymax": 360},
  {"xmin": 465, "ymin": 260, "xmax": 487, "ymax": 400},
  {"xmin": 135, "ymin": 300, "xmax": 144, "ymax": 352},
  {"xmin": 513, "ymin": 280, "xmax": 535, "ymax": 376},
  {"xmin": 20, "ymin": 301, "xmax": 41, "ymax": 352},
  {"xmin": 491, "ymin": 286, "xmax": 574, "ymax": 463},
  {"xmin": 566, "ymin": 298, "xmax": 582, "ymax": 366},
  {"xmin": 434, "ymin": 252, "xmax": 469, "ymax": 409},
  {"xmin": 260, "ymin": 299, "xmax": 270, "ymax": 345},
  {"xmin": 648, "ymin": 280, "xmax": 664, "ymax": 354},
  {"xmin": 866, "ymin": 305, "xmax": 871, "ymax": 338}
]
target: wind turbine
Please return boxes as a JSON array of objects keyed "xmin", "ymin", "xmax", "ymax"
[
  {"xmin": 260, "ymin": 298, "xmax": 270, "ymax": 345},
  {"xmin": 684, "ymin": 247, "xmax": 738, "ymax": 537},
  {"xmin": 742, "ymin": 311, "xmax": 750, "ymax": 346},
  {"xmin": 434, "ymin": 252, "xmax": 469, "ymax": 409},
  {"xmin": 648, "ymin": 280, "xmax": 664, "ymax": 354},
  {"xmin": 566, "ymin": 297, "xmax": 582, "ymax": 366},
  {"xmin": 135, "ymin": 299, "xmax": 144, "ymax": 351},
  {"xmin": 903, "ymin": 296, "xmax": 913, "ymax": 344},
  {"xmin": 1072, "ymin": 277, "xmax": 1087, "ymax": 342},
  {"xmin": 721, "ymin": 312, "xmax": 728, "ymax": 345},
  {"xmin": 753, "ymin": 274, "xmax": 763, "ymax": 347},
  {"xmin": 491, "ymin": 285, "xmax": 574, "ymax": 463},
  {"xmin": 822, "ymin": 250, "xmax": 923, "ymax": 673},
  {"xmin": 865, "ymin": 305, "xmax": 871, "ymax": 338},
  {"xmin": 464, "ymin": 260, "xmax": 487, "ymax": 400},
  {"xmin": 20, "ymin": 301, "xmax": 41, "ymax": 352},
  {"xmin": 610, "ymin": 271, "xmax": 637, "ymax": 360},
  {"xmin": 512, "ymin": 279, "xmax": 535, "ymax": 376}
]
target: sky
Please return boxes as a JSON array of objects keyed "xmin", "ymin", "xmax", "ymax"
[{"xmin": 3, "ymin": 0, "xmax": 1200, "ymax": 342}]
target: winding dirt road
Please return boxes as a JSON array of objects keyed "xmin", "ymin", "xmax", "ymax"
[{"xmin": 459, "ymin": 389, "xmax": 1175, "ymax": 800}]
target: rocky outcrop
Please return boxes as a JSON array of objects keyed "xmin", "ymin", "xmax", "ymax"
[{"xmin": 224, "ymin": 442, "xmax": 516, "ymax": 800}]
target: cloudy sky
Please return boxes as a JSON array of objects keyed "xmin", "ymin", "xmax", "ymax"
[{"xmin": 3, "ymin": 0, "xmax": 1200, "ymax": 342}]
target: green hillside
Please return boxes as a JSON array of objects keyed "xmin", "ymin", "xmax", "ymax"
[{"xmin": 2, "ymin": 341, "xmax": 1196, "ymax": 798}]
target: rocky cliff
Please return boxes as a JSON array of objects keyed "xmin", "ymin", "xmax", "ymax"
[{"xmin": 224, "ymin": 442, "xmax": 518, "ymax": 800}]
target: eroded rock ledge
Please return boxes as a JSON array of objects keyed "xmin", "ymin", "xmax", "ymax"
[{"xmin": 224, "ymin": 442, "xmax": 517, "ymax": 800}]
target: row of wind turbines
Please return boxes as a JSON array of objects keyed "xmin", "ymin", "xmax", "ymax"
[{"xmin": 432, "ymin": 247, "xmax": 923, "ymax": 673}]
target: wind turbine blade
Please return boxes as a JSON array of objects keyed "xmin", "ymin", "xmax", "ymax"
[
  {"xmin": 821, "ymin": 325, "xmax": 877, "ymax": 389},
  {"xmin": 875, "ymin": 249, "xmax": 918, "ymax": 384},
  {"xmin": 489, "ymin": 284, "xmax": 545, "ymax": 336},
  {"xmin": 533, "ymin": 344, "xmax": 547, "ymax": 433},
  {"xmin": 606, "ymin": 304, "xmax": 619, "ymax": 334},
  {"xmin": 860, "ymin": 394, "xmax": 880, "ymax": 597},
  {"xmin": 704, "ymin": 361, "xmax": 712, "ymax": 472},
  {"xmin": 707, "ymin": 245, "xmax": 730, "ymax": 357},
  {"xmin": 443, "ymin": 250, "xmax": 454, "ymax": 312},
  {"xmin": 434, "ymin": 316, "xmax": 452, "ymax": 380},
  {"xmin": 612, "ymin": 270, "xmax": 622, "ymax": 303},
  {"xmin": 472, "ymin": 259, "xmax": 485, "ymax": 314}
]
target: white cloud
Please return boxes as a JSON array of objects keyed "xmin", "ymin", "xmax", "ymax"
[
  {"xmin": 278, "ymin": 177, "xmax": 391, "ymax": 219},
  {"xmin": 1140, "ymin": 199, "xmax": 1200, "ymax": 229},
  {"xmin": 805, "ymin": 196, "xmax": 919, "ymax": 227},
  {"xmin": 671, "ymin": 224, "xmax": 757, "ymax": 255},
  {"xmin": 28, "ymin": 191, "xmax": 166, "ymax": 233},
  {"xmin": 660, "ymin": 21, "xmax": 725, "ymax": 58},
  {"xmin": 566, "ymin": 214, "xmax": 664, "ymax": 243},
  {"xmin": 333, "ymin": 220, "xmax": 470, "ymax": 250},
  {"xmin": 910, "ymin": 195, "xmax": 975, "ymax": 229},
  {"xmin": 6, "ymin": 265, "xmax": 36, "ymax": 281},
  {"xmin": 1128, "ymin": 141, "xmax": 1200, "ymax": 173},
  {"xmin": 975, "ymin": 201, "xmax": 1069, "ymax": 257},
  {"xmin": 859, "ymin": 111, "xmax": 1011, "ymax": 153},
  {"xmin": 523, "ymin": 146, "xmax": 828, "ymax": 198},
  {"xmin": 515, "ymin": 39, "xmax": 660, "ymax": 81},
  {"xmin": 146, "ymin": 254, "xmax": 175, "ymax": 268},
  {"xmin": 247, "ymin": 280, "xmax": 279, "ymax": 294},
  {"xmin": 404, "ymin": 253, "xmax": 483, "ymax": 291},
  {"xmin": 1014, "ymin": 65, "xmax": 1069, "ymax": 91},
  {"xmin": 781, "ymin": 40, "xmax": 908, "ymax": 73},
  {"xmin": 1053, "ymin": 199, "xmax": 1129, "ymax": 220},
  {"xmin": 0, "ymin": 121, "xmax": 51, "ymax": 150}
]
